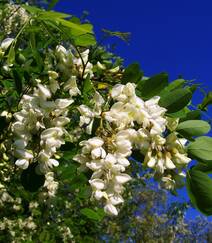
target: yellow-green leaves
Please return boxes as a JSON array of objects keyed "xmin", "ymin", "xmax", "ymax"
[{"xmin": 22, "ymin": 4, "xmax": 96, "ymax": 46}]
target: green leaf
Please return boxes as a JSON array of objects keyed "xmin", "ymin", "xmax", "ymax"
[
  {"xmin": 198, "ymin": 91, "xmax": 212, "ymax": 111},
  {"xmin": 7, "ymin": 45, "xmax": 15, "ymax": 65},
  {"xmin": 12, "ymin": 69, "xmax": 23, "ymax": 94},
  {"xmin": 137, "ymin": 73, "xmax": 168, "ymax": 99},
  {"xmin": 38, "ymin": 11, "xmax": 71, "ymax": 20},
  {"xmin": 131, "ymin": 149, "xmax": 145, "ymax": 162},
  {"xmin": 167, "ymin": 107, "xmax": 190, "ymax": 118},
  {"xmin": 187, "ymin": 136, "xmax": 212, "ymax": 162},
  {"xmin": 21, "ymin": 163, "xmax": 45, "ymax": 192},
  {"xmin": 22, "ymin": 5, "xmax": 42, "ymax": 14},
  {"xmin": 48, "ymin": 0, "xmax": 59, "ymax": 10},
  {"xmin": 0, "ymin": 116, "xmax": 7, "ymax": 130},
  {"xmin": 23, "ymin": 4, "xmax": 93, "ymax": 36},
  {"xmin": 121, "ymin": 63, "xmax": 143, "ymax": 84},
  {"xmin": 80, "ymin": 208, "xmax": 104, "ymax": 221},
  {"xmin": 74, "ymin": 34, "xmax": 96, "ymax": 46},
  {"xmin": 180, "ymin": 110, "xmax": 201, "ymax": 122},
  {"xmin": 186, "ymin": 168, "xmax": 212, "ymax": 215},
  {"xmin": 177, "ymin": 120, "xmax": 210, "ymax": 137},
  {"xmin": 56, "ymin": 19, "xmax": 93, "ymax": 35},
  {"xmin": 159, "ymin": 78, "xmax": 185, "ymax": 96},
  {"xmin": 82, "ymin": 74, "xmax": 94, "ymax": 103},
  {"xmin": 159, "ymin": 88, "xmax": 192, "ymax": 113}
]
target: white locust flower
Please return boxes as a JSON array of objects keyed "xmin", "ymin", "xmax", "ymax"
[
  {"xmin": 48, "ymin": 71, "xmax": 59, "ymax": 93},
  {"xmin": 107, "ymin": 83, "xmax": 167, "ymax": 133},
  {"xmin": 64, "ymin": 76, "xmax": 81, "ymax": 97},
  {"xmin": 0, "ymin": 38, "xmax": 14, "ymax": 51},
  {"xmin": 78, "ymin": 92, "xmax": 104, "ymax": 134},
  {"xmin": 143, "ymin": 132, "xmax": 191, "ymax": 190},
  {"xmin": 74, "ymin": 132, "xmax": 132, "ymax": 216}
]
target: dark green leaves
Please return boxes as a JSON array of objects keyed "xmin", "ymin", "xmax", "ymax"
[
  {"xmin": 180, "ymin": 110, "xmax": 201, "ymax": 122},
  {"xmin": 12, "ymin": 69, "xmax": 23, "ymax": 94},
  {"xmin": 80, "ymin": 208, "xmax": 105, "ymax": 221},
  {"xmin": 121, "ymin": 63, "xmax": 143, "ymax": 84},
  {"xmin": 177, "ymin": 120, "xmax": 210, "ymax": 137},
  {"xmin": 137, "ymin": 73, "xmax": 168, "ymax": 99},
  {"xmin": 21, "ymin": 163, "xmax": 45, "ymax": 192},
  {"xmin": 159, "ymin": 88, "xmax": 192, "ymax": 113},
  {"xmin": 0, "ymin": 116, "xmax": 7, "ymax": 130},
  {"xmin": 186, "ymin": 168, "xmax": 212, "ymax": 215},
  {"xmin": 187, "ymin": 136, "xmax": 212, "ymax": 162}
]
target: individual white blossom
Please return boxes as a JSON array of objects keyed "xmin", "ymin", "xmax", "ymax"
[
  {"xmin": 78, "ymin": 91, "xmax": 105, "ymax": 134},
  {"xmin": 0, "ymin": 38, "xmax": 14, "ymax": 51}
]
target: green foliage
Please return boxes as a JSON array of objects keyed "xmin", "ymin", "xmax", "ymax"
[
  {"xmin": 0, "ymin": 1, "xmax": 212, "ymax": 242},
  {"xmin": 22, "ymin": 4, "xmax": 96, "ymax": 46},
  {"xmin": 80, "ymin": 208, "xmax": 105, "ymax": 221},
  {"xmin": 187, "ymin": 136, "xmax": 212, "ymax": 162},
  {"xmin": 177, "ymin": 120, "xmax": 210, "ymax": 137},
  {"xmin": 21, "ymin": 163, "xmax": 45, "ymax": 192},
  {"xmin": 121, "ymin": 62, "xmax": 143, "ymax": 84},
  {"xmin": 159, "ymin": 88, "xmax": 192, "ymax": 113},
  {"xmin": 186, "ymin": 167, "xmax": 212, "ymax": 215},
  {"xmin": 160, "ymin": 78, "xmax": 186, "ymax": 96},
  {"xmin": 137, "ymin": 72, "xmax": 168, "ymax": 99},
  {"xmin": 198, "ymin": 91, "xmax": 212, "ymax": 111},
  {"xmin": 180, "ymin": 110, "xmax": 201, "ymax": 122}
]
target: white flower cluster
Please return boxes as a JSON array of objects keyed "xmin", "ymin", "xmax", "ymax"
[
  {"xmin": 143, "ymin": 132, "xmax": 191, "ymax": 190},
  {"xmin": 105, "ymin": 82, "xmax": 167, "ymax": 133},
  {"xmin": 74, "ymin": 82, "xmax": 191, "ymax": 215},
  {"xmin": 12, "ymin": 46, "xmax": 83, "ymax": 173},
  {"xmin": 56, "ymin": 45, "xmax": 93, "ymax": 78},
  {"xmin": 74, "ymin": 131, "xmax": 133, "ymax": 216},
  {"xmin": 43, "ymin": 172, "xmax": 59, "ymax": 197},
  {"xmin": 0, "ymin": 4, "xmax": 29, "ymax": 35}
]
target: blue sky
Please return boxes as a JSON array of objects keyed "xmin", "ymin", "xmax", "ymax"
[{"xmin": 54, "ymin": 0, "xmax": 212, "ymax": 220}]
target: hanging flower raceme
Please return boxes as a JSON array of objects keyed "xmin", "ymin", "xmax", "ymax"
[
  {"xmin": 12, "ymin": 61, "xmax": 82, "ymax": 173},
  {"xmin": 73, "ymin": 81, "xmax": 194, "ymax": 214},
  {"xmin": 74, "ymin": 130, "xmax": 134, "ymax": 216}
]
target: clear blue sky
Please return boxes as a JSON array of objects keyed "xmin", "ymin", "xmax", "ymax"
[{"xmin": 54, "ymin": 0, "xmax": 212, "ymax": 220}]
